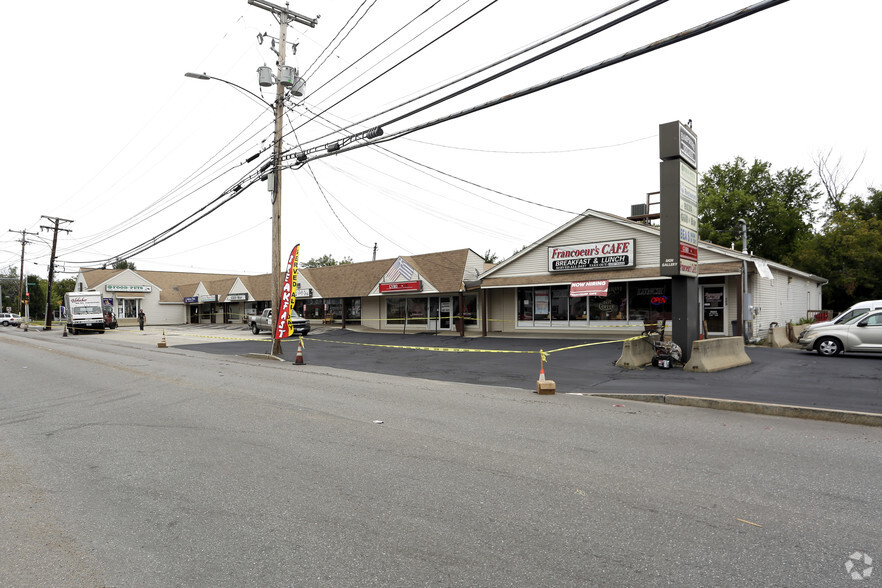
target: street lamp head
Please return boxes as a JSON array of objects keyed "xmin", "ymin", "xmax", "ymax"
[{"xmin": 184, "ymin": 72, "xmax": 211, "ymax": 80}]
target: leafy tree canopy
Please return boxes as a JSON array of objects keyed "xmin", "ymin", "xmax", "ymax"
[
  {"xmin": 789, "ymin": 186, "xmax": 882, "ymax": 311},
  {"xmin": 300, "ymin": 254, "xmax": 353, "ymax": 269},
  {"xmin": 112, "ymin": 260, "xmax": 136, "ymax": 270},
  {"xmin": 698, "ymin": 156, "xmax": 821, "ymax": 264}
]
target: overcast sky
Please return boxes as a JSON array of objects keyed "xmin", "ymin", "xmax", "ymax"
[{"xmin": 2, "ymin": 0, "xmax": 879, "ymax": 279}]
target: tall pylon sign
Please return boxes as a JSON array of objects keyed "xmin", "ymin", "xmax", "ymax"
[{"xmin": 659, "ymin": 121, "xmax": 699, "ymax": 361}]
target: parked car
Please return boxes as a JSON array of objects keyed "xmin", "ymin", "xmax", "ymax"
[
  {"xmin": 799, "ymin": 310, "xmax": 882, "ymax": 356},
  {"xmin": 0, "ymin": 312, "xmax": 22, "ymax": 327},
  {"xmin": 248, "ymin": 308, "xmax": 310, "ymax": 336},
  {"xmin": 806, "ymin": 299, "xmax": 882, "ymax": 331}
]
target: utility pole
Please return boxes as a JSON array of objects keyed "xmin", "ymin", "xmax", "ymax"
[
  {"xmin": 8, "ymin": 228, "xmax": 38, "ymax": 315},
  {"xmin": 40, "ymin": 216, "xmax": 73, "ymax": 330},
  {"xmin": 248, "ymin": 0, "xmax": 317, "ymax": 355}
]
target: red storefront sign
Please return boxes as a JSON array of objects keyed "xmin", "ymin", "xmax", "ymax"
[
  {"xmin": 379, "ymin": 281, "xmax": 421, "ymax": 293},
  {"xmin": 569, "ymin": 280, "xmax": 609, "ymax": 297},
  {"xmin": 679, "ymin": 243, "xmax": 698, "ymax": 261}
]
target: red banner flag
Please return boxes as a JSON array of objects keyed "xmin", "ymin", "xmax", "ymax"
[{"xmin": 275, "ymin": 244, "xmax": 300, "ymax": 339}]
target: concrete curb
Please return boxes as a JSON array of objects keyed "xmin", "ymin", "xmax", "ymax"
[
  {"xmin": 591, "ymin": 393, "xmax": 882, "ymax": 427},
  {"xmin": 244, "ymin": 353, "xmax": 287, "ymax": 362}
]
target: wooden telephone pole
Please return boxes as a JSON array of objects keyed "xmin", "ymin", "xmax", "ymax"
[
  {"xmin": 40, "ymin": 216, "xmax": 73, "ymax": 330},
  {"xmin": 248, "ymin": 0, "xmax": 317, "ymax": 355},
  {"xmin": 8, "ymin": 228, "xmax": 38, "ymax": 315}
]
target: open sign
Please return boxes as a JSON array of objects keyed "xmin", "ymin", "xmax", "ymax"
[{"xmin": 650, "ymin": 296, "xmax": 668, "ymax": 305}]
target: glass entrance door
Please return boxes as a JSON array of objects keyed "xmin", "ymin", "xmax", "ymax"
[
  {"xmin": 702, "ymin": 285, "xmax": 725, "ymax": 335},
  {"xmin": 440, "ymin": 297, "xmax": 452, "ymax": 330}
]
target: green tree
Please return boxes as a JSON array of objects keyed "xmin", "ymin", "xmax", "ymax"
[
  {"xmin": 112, "ymin": 259, "xmax": 136, "ymax": 270},
  {"xmin": 25, "ymin": 274, "xmax": 47, "ymax": 320},
  {"xmin": 51, "ymin": 278, "xmax": 76, "ymax": 309},
  {"xmin": 1, "ymin": 265, "xmax": 19, "ymax": 313},
  {"xmin": 483, "ymin": 250, "xmax": 499, "ymax": 263},
  {"xmin": 300, "ymin": 254, "xmax": 352, "ymax": 269},
  {"xmin": 698, "ymin": 157, "xmax": 821, "ymax": 263},
  {"xmin": 790, "ymin": 187, "xmax": 882, "ymax": 311}
]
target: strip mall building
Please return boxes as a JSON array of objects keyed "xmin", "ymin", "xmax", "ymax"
[{"xmin": 74, "ymin": 209, "xmax": 825, "ymax": 339}]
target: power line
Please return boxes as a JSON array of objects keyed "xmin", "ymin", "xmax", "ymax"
[
  {"xmin": 302, "ymin": 0, "xmax": 374, "ymax": 80},
  {"xmin": 280, "ymin": 0, "xmax": 501, "ymax": 152},
  {"xmin": 289, "ymin": 0, "xmax": 790, "ymax": 166},
  {"xmin": 300, "ymin": 0, "xmax": 643, "ymax": 148}
]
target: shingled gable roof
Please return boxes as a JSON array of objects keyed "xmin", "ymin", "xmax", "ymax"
[
  {"xmin": 300, "ymin": 258, "xmax": 395, "ymax": 298},
  {"xmin": 296, "ymin": 249, "xmax": 475, "ymax": 298},
  {"xmin": 402, "ymin": 249, "xmax": 472, "ymax": 293},
  {"xmin": 78, "ymin": 267, "xmax": 252, "ymax": 303}
]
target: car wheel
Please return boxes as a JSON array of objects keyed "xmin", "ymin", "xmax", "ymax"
[
  {"xmin": 251, "ymin": 324, "xmax": 260, "ymax": 335},
  {"xmin": 1, "ymin": 321, "xmax": 8, "ymax": 327},
  {"xmin": 816, "ymin": 337, "xmax": 842, "ymax": 356}
]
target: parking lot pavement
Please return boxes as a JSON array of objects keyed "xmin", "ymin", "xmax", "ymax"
[{"xmin": 158, "ymin": 327, "xmax": 882, "ymax": 416}]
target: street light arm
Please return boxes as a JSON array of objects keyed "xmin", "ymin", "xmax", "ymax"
[{"xmin": 184, "ymin": 72, "xmax": 273, "ymax": 112}]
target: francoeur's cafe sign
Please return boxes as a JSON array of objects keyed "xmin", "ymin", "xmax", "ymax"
[{"xmin": 548, "ymin": 239, "xmax": 635, "ymax": 272}]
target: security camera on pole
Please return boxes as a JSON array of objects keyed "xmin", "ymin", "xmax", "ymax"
[{"xmin": 247, "ymin": 0, "xmax": 317, "ymax": 356}]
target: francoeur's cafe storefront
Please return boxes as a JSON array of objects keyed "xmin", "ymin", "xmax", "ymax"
[{"xmin": 478, "ymin": 210, "xmax": 826, "ymax": 340}]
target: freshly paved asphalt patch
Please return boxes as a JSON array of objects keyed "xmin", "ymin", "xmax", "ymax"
[{"xmin": 175, "ymin": 328, "xmax": 882, "ymax": 415}]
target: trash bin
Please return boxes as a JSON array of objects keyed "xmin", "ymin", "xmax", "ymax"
[{"xmin": 731, "ymin": 320, "xmax": 739, "ymax": 337}]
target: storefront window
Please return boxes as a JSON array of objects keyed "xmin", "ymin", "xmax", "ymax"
[
  {"xmin": 589, "ymin": 283, "xmax": 627, "ymax": 321},
  {"xmin": 534, "ymin": 288, "xmax": 550, "ymax": 321},
  {"xmin": 550, "ymin": 286, "xmax": 568, "ymax": 324},
  {"xmin": 386, "ymin": 298, "xmax": 405, "ymax": 326},
  {"xmin": 302, "ymin": 300, "xmax": 323, "ymax": 319},
  {"xmin": 569, "ymin": 295, "xmax": 587, "ymax": 323},
  {"xmin": 118, "ymin": 299, "xmax": 140, "ymax": 319},
  {"xmin": 628, "ymin": 280, "xmax": 671, "ymax": 327},
  {"xmin": 406, "ymin": 297, "xmax": 428, "ymax": 325},
  {"xmin": 517, "ymin": 287, "xmax": 533, "ymax": 321},
  {"xmin": 325, "ymin": 298, "xmax": 342, "ymax": 320},
  {"xmin": 345, "ymin": 298, "xmax": 361, "ymax": 320}
]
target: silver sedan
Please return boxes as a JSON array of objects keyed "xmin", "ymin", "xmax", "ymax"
[{"xmin": 799, "ymin": 310, "xmax": 882, "ymax": 356}]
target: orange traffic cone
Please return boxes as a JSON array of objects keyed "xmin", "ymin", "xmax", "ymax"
[
  {"xmin": 536, "ymin": 353, "xmax": 555, "ymax": 394},
  {"xmin": 293, "ymin": 339, "xmax": 304, "ymax": 365},
  {"xmin": 157, "ymin": 331, "xmax": 167, "ymax": 348}
]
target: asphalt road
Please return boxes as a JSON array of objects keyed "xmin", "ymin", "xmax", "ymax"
[
  {"xmin": 2, "ymin": 326, "xmax": 881, "ymax": 587},
  {"xmin": 167, "ymin": 326, "xmax": 882, "ymax": 415}
]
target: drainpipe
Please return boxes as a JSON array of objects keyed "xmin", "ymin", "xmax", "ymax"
[{"xmin": 738, "ymin": 219, "xmax": 750, "ymax": 342}]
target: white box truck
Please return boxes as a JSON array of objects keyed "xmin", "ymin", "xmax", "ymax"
[{"xmin": 64, "ymin": 291, "xmax": 106, "ymax": 334}]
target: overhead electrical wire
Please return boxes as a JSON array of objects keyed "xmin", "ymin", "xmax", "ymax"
[
  {"xmin": 280, "ymin": 0, "xmax": 501, "ymax": 150},
  {"xmin": 302, "ymin": 0, "xmax": 377, "ymax": 80},
  {"xmin": 71, "ymin": 0, "xmax": 787, "ymax": 266},
  {"xmin": 301, "ymin": 105, "xmax": 561, "ymax": 225},
  {"xmin": 288, "ymin": 0, "xmax": 790, "ymax": 166},
  {"xmin": 299, "ymin": 0, "xmax": 643, "ymax": 147},
  {"xmin": 303, "ymin": 1, "xmax": 444, "ymax": 103}
]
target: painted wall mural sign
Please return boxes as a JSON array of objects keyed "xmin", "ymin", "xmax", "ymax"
[{"xmin": 548, "ymin": 239, "xmax": 635, "ymax": 272}]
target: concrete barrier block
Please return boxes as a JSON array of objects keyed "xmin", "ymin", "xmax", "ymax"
[
  {"xmin": 768, "ymin": 326, "xmax": 789, "ymax": 348},
  {"xmin": 615, "ymin": 337, "xmax": 654, "ymax": 369},
  {"xmin": 790, "ymin": 324, "xmax": 808, "ymax": 342},
  {"xmin": 683, "ymin": 337, "xmax": 751, "ymax": 373}
]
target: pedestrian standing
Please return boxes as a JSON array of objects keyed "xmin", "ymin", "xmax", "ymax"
[{"xmin": 138, "ymin": 309, "xmax": 146, "ymax": 331}]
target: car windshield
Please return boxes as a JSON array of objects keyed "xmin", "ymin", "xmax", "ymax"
[
  {"xmin": 834, "ymin": 308, "xmax": 869, "ymax": 324},
  {"xmin": 843, "ymin": 311, "xmax": 871, "ymax": 325}
]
